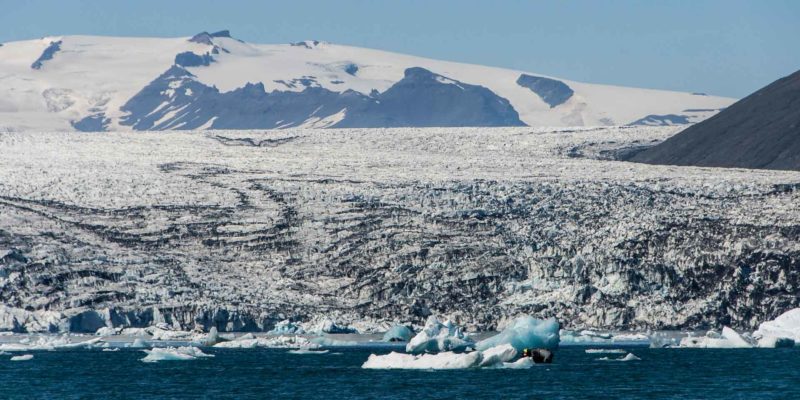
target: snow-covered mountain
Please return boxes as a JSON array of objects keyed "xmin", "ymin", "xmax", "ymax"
[{"xmin": 0, "ymin": 31, "xmax": 734, "ymax": 132}]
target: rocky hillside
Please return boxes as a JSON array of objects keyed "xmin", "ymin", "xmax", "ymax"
[
  {"xmin": 1, "ymin": 127, "xmax": 799, "ymax": 332},
  {"xmin": 631, "ymin": 69, "xmax": 800, "ymax": 170}
]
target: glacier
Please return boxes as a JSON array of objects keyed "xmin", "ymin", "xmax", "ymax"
[{"xmin": 0, "ymin": 127, "xmax": 799, "ymax": 334}]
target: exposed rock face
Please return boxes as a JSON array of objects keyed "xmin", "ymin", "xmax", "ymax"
[
  {"xmin": 31, "ymin": 40, "xmax": 62, "ymax": 70},
  {"xmin": 1, "ymin": 127, "xmax": 799, "ymax": 332},
  {"xmin": 516, "ymin": 74, "xmax": 574, "ymax": 108},
  {"xmin": 630, "ymin": 69, "xmax": 800, "ymax": 170}
]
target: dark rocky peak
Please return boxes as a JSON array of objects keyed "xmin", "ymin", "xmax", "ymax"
[
  {"xmin": 290, "ymin": 40, "xmax": 321, "ymax": 49},
  {"xmin": 174, "ymin": 51, "xmax": 215, "ymax": 67},
  {"xmin": 516, "ymin": 74, "xmax": 574, "ymax": 108},
  {"xmin": 189, "ymin": 32, "xmax": 214, "ymax": 45},
  {"xmin": 31, "ymin": 40, "xmax": 62, "ymax": 70}
]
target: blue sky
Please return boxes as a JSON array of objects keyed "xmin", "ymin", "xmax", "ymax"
[{"xmin": 1, "ymin": 0, "xmax": 798, "ymax": 98}]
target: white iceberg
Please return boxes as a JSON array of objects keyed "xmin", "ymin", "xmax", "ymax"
[
  {"xmin": 382, "ymin": 325, "xmax": 413, "ymax": 342},
  {"xmin": 405, "ymin": 316, "xmax": 474, "ymax": 354},
  {"xmin": 310, "ymin": 337, "xmax": 358, "ymax": 347},
  {"xmin": 363, "ymin": 343, "xmax": 526, "ymax": 370},
  {"xmin": 0, "ymin": 336, "xmax": 102, "ymax": 352},
  {"xmin": 128, "ymin": 338, "xmax": 148, "ymax": 348},
  {"xmin": 475, "ymin": 316, "xmax": 560, "ymax": 352},
  {"xmin": 598, "ymin": 353, "xmax": 640, "ymax": 361},
  {"xmin": 288, "ymin": 348, "xmax": 329, "ymax": 355},
  {"xmin": 310, "ymin": 317, "xmax": 357, "ymax": 334},
  {"xmin": 585, "ymin": 348, "xmax": 627, "ymax": 354},
  {"xmin": 141, "ymin": 346, "xmax": 213, "ymax": 362},
  {"xmin": 214, "ymin": 335, "xmax": 317, "ymax": 349},
  {"xmin": 754, "ymin": 308, "xmax": 800, "ymax": 348},
  {"xmin": 10, "ymin": 354, "xmax": 33, "ymax": 361},
  {"xmin": 95, "ymin": 327, "xmax": 119, "ymax": 336},
  {"xmin": 678, "ymin": 327, "xmax": 753, "ymax": 348}
]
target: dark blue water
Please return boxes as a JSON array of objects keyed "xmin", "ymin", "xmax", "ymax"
[{"xmin": 2, "ymin": 347, "xmax": 799, "ymax": 399}]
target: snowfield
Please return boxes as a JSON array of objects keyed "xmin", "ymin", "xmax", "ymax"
[{"xmin": 0, "ymin": 126, "xmax": 799, "ymax": 333}]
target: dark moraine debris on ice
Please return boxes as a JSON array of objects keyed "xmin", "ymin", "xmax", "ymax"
[
  {"xmin": 628, "ymin": 114, "xmax": 691, "ymax": 126},
  {"xmin": 31, "ymin": 40, "xmax": 62, "ymax": 70},
  {"xmin": 516, "ymin": 74, "xmax": 574, "ymax": 108},
  {"xmin": 630, "ymin": 69, "xmax": 800, "ymax": 170}
]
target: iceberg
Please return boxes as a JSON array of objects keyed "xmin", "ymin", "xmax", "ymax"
[
  {"xmin": 585, "ymin": 348, "xmax": 627, "ymax": 354},
  {"xmin": 129, "ymin": 338, "xmax": 148, "ymax": 348},
  {"xmin": 0, "ymin": 336, "xmax": 102, "ymax": 352},
  {"xmin": 268, "ymin": 320, "xmax": 305, "ymax": 335},
  {"xmin": 95, "ymin": 327, "xmax": 118, "ymax": 336},
  {"xmin": 363, "ymin": 344, "xmax": 526, "ymax": 370},
  {"xmin": 678, "ymin": 327, "xmax": 753, "ymax": 348},
  {"xmin": 310, "ymin": 317, "xmax": 357, "ymax": 334},
  {"xmin": 382, "ymin": 325, "xmax": 413, "ymax": 342},
  {"xmin": 753, "ymin": 308, "xmax": 800, "ymax": 347},
  {"xmin": 475, "ymin": 316, "xmax": 560, "ymax": 352},
  {"xmin": 288, "ymin": 349, "xmax": 329, "ymax": 355},
  {"xmin": 141, "ymin": 346, "xmax": 213, "ymax": 362},
  {"xmin": 598, "ymin": 353, "xmax": 640, "ymax": 361},
  {"xmin": 309, "ymin": 337, "xmax": 358, "ymax": 347},
  {"xmin": 405, "ymin": 316, "xmax": 474, "ymax": 354},
  {"xmin": 10, "ymin": 354, "xmax": 34, "ymax": 361},
  {"xmin": 213, "ymin": 335, "xmax": 317, "ymax": 349}
]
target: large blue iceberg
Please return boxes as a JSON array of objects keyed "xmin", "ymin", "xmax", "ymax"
[{"xmin": 475, "ymin": 316, "xmax": 560, "ymax": 351}]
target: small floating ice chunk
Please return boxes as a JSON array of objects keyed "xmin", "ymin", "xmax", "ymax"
[
  {"xmin": 476, "ymin": 316, "xmax": 560, "ymax": 352},
  {"xmin": 288, "ymin": 348, "xmax": 329, "ymax": 355},
  {"xmin": 141, "ymin": 346, "xmax": 213, "ymax": 362},
  {"xmin": 382, "ymin": 325, "xmax": 413, "ymax": 342},
  {"xmin": 585, "ymin": 348, "xmax": 627, "ymax": 354},
  {"xmin": 499, "ymin": 357, "xmax": 535, "ymax": 369},
  {"xmin": 129, "ymin": 338, "xmax": 148, "ymax": 348},
  {"xmin": 406, "ymin": 316, "xmax": 474, "ymax": 354},
  {"xmin": 598, "ymin": 353, "xmax": 640, "ymax": 361},
  {"xmin": 95, "ymin": 327, "xmax": 118, "ymax": 336},
  {"xmin": 10, "ymin": 354, "xmax": 33, "ymax": 361},
  {"xmin": 102, "ymin": 348, "xmax": 120, "ymax": 352}
]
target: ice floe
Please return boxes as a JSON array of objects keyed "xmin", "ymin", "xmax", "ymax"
[
  {"xmin": 213, "ymin": 335, "xmax": 318, "ymax": 349},
  {"xmin": 598, "ymin": 353, "xmax": 640, "ymax": 361},
  {"xmin": 10, "ymin": 354, "xmax": 34, "ymax": 361},
  {"xmin": 141, "ymin": 346, "xmax": 213, "ymax": 362},
  {"xmin": 585, "ymin": 348, "xmax": 627, "ymax": 354},
  {"xmin": 0, "ymin": 336, "xmax": 102, "ymax": 352},
  {"xmin": 363, "ymin": 343, "xmax": 529, "ymax": 370},
  {"xmin": 288, "ymin": 349, "xmax": 329, "ymax": 355},
  {"xmin": 405, "ymin": 316, "xmax": 474, "ymax": 354}
]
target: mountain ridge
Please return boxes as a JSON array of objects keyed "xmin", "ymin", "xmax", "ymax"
[{"xmin": 0, "ymin": 31, "xmax": 734, "ymax": 132}]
